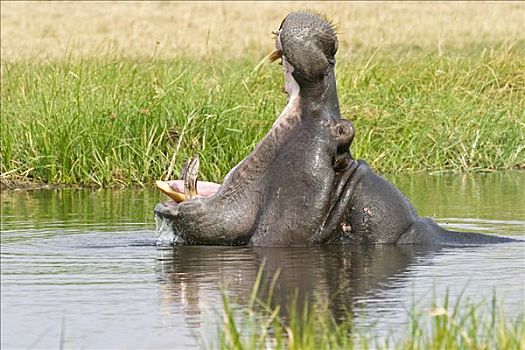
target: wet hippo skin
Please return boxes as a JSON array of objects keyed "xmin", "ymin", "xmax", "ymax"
[{"xmin": 154, "ymin": 11, "xmax": 517, "ymax": 246}]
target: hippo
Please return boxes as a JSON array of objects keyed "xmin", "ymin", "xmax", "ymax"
[{"xmin": 154, "ymin": 11, "xmax": 515, "ymax": 246}]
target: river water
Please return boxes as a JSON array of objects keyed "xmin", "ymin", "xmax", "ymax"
[{"xmin": 1, "ymin": 172, "xmax": 524, "ymax": 349}]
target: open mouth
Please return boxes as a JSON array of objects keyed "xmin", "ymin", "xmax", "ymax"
[
  {"xmin": 155, "ymin": 155, "xmax": 220, "ymax": 204},
  {"xmin": 155, "ymin": 30, "xmax": 301, "ymax": 205},
  {"xmin": 269, "ymin": 30, "xmax": 299, "ymax": 99},
  {"xmin": 153, "ymin": 12, "xmax": 360, "ymax": 246},
  {"xmin": 155, "ymin": 25, "xmax": 355, "ymax": 207}
]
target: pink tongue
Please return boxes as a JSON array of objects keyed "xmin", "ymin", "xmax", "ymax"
[{"xmin": 168, "ymin": 180, "xmax": 221, "ymax": 197}]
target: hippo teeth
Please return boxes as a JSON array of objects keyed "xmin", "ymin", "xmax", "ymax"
[
  {"xmin": 182, "ymin": 155, "xmax": 200, "ymax": 199},
  {"xmin": 155, "ymin": 180, "xmax": 186, "ymax": 203},
  {"xmin": 156, "ymin": 155, "xmax": 207, "ymax": 203},
  {"xmin": 268, "ymin": 49, "xmax": 283, "ymax": 62}
]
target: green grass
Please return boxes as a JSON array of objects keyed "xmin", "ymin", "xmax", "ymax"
[
  {"xmin": 1, "ymin": 44, "xmax": 524, "ymax": 186},
  {"xmin": 216, "ymin": 267, "xmax": 524, "ymax": 350}
]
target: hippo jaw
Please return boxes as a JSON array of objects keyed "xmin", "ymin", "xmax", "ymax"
[
  {"xmin": 272, "ymin": 11, "xmax": 341, "ymax": 119},
  {"xmin": 155, "ymin": 11, "xmax": 356, "ymax": 246}
]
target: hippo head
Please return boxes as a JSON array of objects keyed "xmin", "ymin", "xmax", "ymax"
[
  {"xmin": 274, "ymin": 11, "xmax": 339, "ymax": 110},
  {"xmin": 155, "ymin": 11, "xmax": 357, "ymax": 246}
]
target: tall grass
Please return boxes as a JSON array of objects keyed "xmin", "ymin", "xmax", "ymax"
[
  {"xmin": 1, "ymin": 44, "xmax": 524, "ymax": 186},
  {"xmin": 216, "ymin": 268, "xmax": 524, "ymax": 349}
]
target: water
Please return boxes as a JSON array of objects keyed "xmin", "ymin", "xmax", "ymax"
[{"xmin": 1, "ymin": 172, "xmax": 524, "ymax": 349}]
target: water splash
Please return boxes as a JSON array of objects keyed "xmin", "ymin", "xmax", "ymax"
[
  {"xmin": 155, "ymin": 216, "xmax": 174, "ymax": 247},
  {"xmin": 155, "ymin": 216, "xmax": 186, "ymax": 247}
]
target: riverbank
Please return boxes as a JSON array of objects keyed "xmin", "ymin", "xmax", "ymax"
[
  {"xmin": 0, "ymin": 42, "xmax": 525, "ymax": 186},
  {"xmin": 2, "ymin": 2, "xmax": 524, "ymax": 187},
  {"xmin": 1, "ymin": 45, "xmax": 524, "ymax": 187}
]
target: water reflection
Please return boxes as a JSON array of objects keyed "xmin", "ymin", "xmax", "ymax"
[
  {"xmin": 388, "ymin": 171, "xmax": 525, "ymax": 229},
  {"xmin": 155, "ymin": 245, "xmax": 443, "ymax": 322}
]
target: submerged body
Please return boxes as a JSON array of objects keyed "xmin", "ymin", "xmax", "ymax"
[
  {"xmin": 154, "ymin": 11, "xmax": 515, "ymax": 246},
  {"xmin": 335, "ymin": 161, "xmax": 515, "ymax": 245}
]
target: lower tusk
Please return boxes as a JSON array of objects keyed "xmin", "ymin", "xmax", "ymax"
[{"xmin": 155, "ymin": 181, "xmax": 186, "ymax": 203}]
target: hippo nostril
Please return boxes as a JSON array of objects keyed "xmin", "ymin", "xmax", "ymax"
[{"xmin": 337, "ymin": 125, "xmax": 345, "ymax": 136}]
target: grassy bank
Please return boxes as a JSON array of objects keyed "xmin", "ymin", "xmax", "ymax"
[{"xmin": 1, "ymin": 45, "xmax": 524, "ymax": 186}]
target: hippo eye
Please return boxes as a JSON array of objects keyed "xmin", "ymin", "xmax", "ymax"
[
  {"xmin": 337, "ymin": 125, "xmax": 344, "ymax": 135},
  {"xmin": 327, "ymin": 57, "xmax": 335, "ymax": 66}
]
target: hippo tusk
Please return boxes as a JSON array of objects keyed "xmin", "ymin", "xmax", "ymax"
[
  {"xmin": 156, "ymin": 155, "xmax": 203, "ymax": 202},
  {"xmin": 268, "ymin": 49, "xmax": 283, "ymax": 63},
  {"xmin": 183, "ymin": 155, "xmax": 199, "ymax": 199},
  {"xmin": 155, "ymin": 180, "xmax": 187, "ymax": 203}
]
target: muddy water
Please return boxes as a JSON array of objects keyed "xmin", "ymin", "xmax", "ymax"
[{"xmin": 1, "ymin": 172, "xmax": 524, "ymax": 349}]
